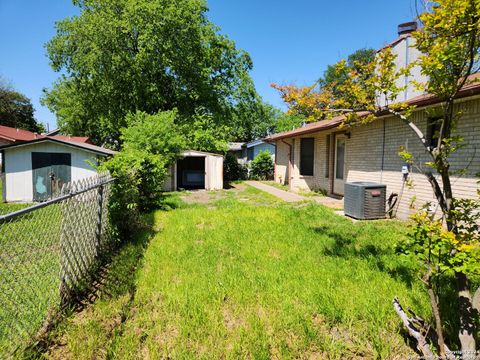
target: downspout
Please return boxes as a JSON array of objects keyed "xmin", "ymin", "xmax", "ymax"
[
  {"xmin": 281, "ymin": 139, "xmax": 293, "ymax": 191},
  {"xmin": 274, "ymin": 142, "xmax": 277, "ymax": 180}
]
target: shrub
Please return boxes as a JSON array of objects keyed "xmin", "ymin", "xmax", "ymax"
[
  {"xmin": 249, "ymin": 150, "xmax": 274, "ymax": 180},
  {"xmin": 101, "ymin": 110, "xmax": 185, "ymax": 236},
  {"xmin": 223, "ymin": 153, "xmax": 247, "ymax": 182}
]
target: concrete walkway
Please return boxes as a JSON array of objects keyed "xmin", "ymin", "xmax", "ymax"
[
  {"xmin": 245, "ymin": 181, "xmax": 305, "ymax": 202},
  {"xmin": 246, "ymin": 181, "xmax": 343, "ymax": 210}
]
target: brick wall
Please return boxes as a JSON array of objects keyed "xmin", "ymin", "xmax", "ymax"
[
  {"xmin": 274, "ymin": 97, "xmax": 480, "ymax": 219},
  {"xmin": 274, "ymin": 140, "xmax": 291, "ymax": 185}
]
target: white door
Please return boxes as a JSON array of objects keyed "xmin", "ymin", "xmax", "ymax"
[{"xmin": 333, "ymin": 135, "xmax": 346, "ymax": 195}]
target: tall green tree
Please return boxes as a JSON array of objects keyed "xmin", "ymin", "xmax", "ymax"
[
  {"xmin": 43, "ymin": 0, "xmax": 263, "ymax": 146},
  {"xmin": 0, "ymin": 81, "xmax": 44, "ymax": 132},
  {"xmin": 272, "ymin": 48, "xmax": 376, "ymax": 122}
]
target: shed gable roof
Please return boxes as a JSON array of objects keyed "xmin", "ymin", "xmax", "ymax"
[{"xmin": 0, "ymin": 137, "xmax": 116, "ymax": 156}]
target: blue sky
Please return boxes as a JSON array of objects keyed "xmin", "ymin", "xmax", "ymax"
[{"xmin": 0, "ymin": 0, "xmax": 416, "ymax": 130}]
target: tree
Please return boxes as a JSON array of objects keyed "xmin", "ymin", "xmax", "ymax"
[
  {"xmin": 274, "ymin": 112, "xmax": 306, "ymax": 133},
  {"xmin": 271, "ymin": 48, "xmax": 376, "ymax": 122},
  {"xmin": 0, "ymin": 81, "xmax": 44, "ymax": 133},
  {"xmin": 273, "ymin": 1, "xmax": 480, "ymax": 357},
  {"xmin": 42, "ymin": 0, "xmax": 264, "ymax": 146},
  {"xmin": 179, "ymin": 111, "xmax": 231, "ymax": 153},
  {"xmin": 101, "ymin": 110, "xmax": 185, "ymax": 235},
  {"xmin": 223, "ymin": 152, "xmax": 247, "ymax": 182},
  {"xmin": 319, "ymin": 48, "xmax": 376, "ymax": 97}
]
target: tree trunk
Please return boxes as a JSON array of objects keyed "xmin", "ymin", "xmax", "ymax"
[
  {"xmin": 456, "ymin": 272, "xmax": 477, "ymax": 356},
  {"xmin": 427, "ymin": 283, "xmax": 446, "ymax": 357}
]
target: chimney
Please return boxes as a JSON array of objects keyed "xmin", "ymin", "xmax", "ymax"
[{"xmin": 398, "ymin": 21, "xmax": 417, "ymax": 36}]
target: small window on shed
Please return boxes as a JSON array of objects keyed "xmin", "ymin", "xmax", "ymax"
[
  {"xmin": 300, "ymin": 138, "xmax": 314, "ymax": 176},
  {"xmin": 426, "ymin": 117, "xmax": 442, "ymax": 148}
]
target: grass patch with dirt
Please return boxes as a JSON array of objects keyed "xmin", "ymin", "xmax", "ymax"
[{"xmin": 44, "ymin": 185, "xmax": 428, "ymax": 359}]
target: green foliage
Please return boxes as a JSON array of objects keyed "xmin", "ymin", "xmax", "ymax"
[
  {"xmin": 319, "ymin": 48, "xmax": 376, "ymax": 100},
  {"xmin": 223, "ymin": 152, "xmax": 247, "ymax": 182},
  {"xmin": 179, "ymin": 112, "xmax": 230, "ymax": 153},
  {"xmin": 0, "ymin": 81, "xmax": 44, "ymax": 132},
  {"xmin": 42, "ymin": 0, "xmax": 265, "ymax": 146},
  {"xmin": 101, "ymin": 110, "xmax": 185, "ymax": 235},
  {"xmin": 249, "ymin": 150, "xmax": 274, "ymax": 180},
  {"xmin": 400, "ymin": 199, "xmax": 480, "ymax": 276},
  {"xmin": 274, "ymin": 112, "xmax": 305, "ymax": 133}
]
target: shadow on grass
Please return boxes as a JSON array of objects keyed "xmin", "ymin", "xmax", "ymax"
[
  {"xmin": 312, "ymin": 224, "xmax": 479, "ymax": 352},
  {"xmin": 25, "ymin": 212, "xmax": 157, "ymax": 358},
  {"xmin": 311, "ymin": 225, "xmax": 416, "ymax": 287}
]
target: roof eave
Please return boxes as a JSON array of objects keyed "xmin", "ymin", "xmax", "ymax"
[{"xmin": 0, "ymin": 138, "xmax": 115, "ymax": 156}]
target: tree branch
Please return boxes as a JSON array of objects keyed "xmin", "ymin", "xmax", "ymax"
[
  {"xmin": 393, "ymin": 297, "xmax": 434, "ymax": 358},
  {"xmin": 384, "ymin": 108, "xmax": 431, "ymax": 153},
  {"xmin": 425, "ymin": 171, "xmax": 447, "ymax": 215}
]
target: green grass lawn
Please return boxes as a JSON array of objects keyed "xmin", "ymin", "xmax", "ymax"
[
  {"xmin": 45, "ymin": 185, "xmax": 429, "ymax": 359},
  {"xmin": 260, "ymin": 180, "xmax": 290, "ymax": 192},
  {"xmin": 0, "ymin": 204, "xmax": 63, "ymax": 357}
]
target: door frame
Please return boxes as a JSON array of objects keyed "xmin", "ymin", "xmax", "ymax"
[{"xmin": 329, "ymin": 132, "xmax": 348, "ymax": 196}]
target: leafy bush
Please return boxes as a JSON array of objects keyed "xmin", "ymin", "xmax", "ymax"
[
  {"xmin": 223, "ymin": 153, "xmax": 247, "ymax": 182},
  {"xmin": 249, "ymin": 150, "xmax": 274, "ymax": 180},
  {"xmin": 101, "ymin": 110, "xmax": 185, "ymax": 236}
]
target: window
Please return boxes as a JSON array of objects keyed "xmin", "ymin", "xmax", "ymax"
[
  {"xmin": 247, "ymin": 147, "xmax": 254, "ymax": 161},
  {"xmin": 300, "ymin": 138, "xmax": 314, "ymax": 176},
  {"xmin": 427, "ymin": 117, "xmax": 442, "ymax": 148}
]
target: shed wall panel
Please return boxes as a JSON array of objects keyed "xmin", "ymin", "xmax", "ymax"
[{"xmin": 4, "ymin": 142, "xmax": 99, "ymax": 202}]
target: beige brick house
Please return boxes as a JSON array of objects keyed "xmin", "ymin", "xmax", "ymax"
[{"xmin": 266, "ymin": 24, "xmax": 480, "ymax": 220}]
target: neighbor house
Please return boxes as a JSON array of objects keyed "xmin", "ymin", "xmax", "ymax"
[
  {"xmin": 227, "ymin": 140, "xmax": 275, "ymax": 165},
  {"xmin": 0, "ymin": 137, "xmax": 115, "ymax": 202},
  {"xmin": 266, "ymin": 23, "xmax": 480, "ymax": 219},
  {"xmin": 245, "ymin": 139, "xmax": 275, "ymax": 162},
  {"xmin": 163, "ymin": 150, "xmax": 223, "ymax": 191}
]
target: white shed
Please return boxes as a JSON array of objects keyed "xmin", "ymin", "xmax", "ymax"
[
  {"xmin": 163, "ymin": 150, "xmax": 223, "ymax": 191},
  {"xmin": 0, "ymin": 137, "xmax": 115, "ymax": 202}
]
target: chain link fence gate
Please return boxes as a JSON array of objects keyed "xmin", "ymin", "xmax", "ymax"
[{"xmin": 0, "ymin": 173, "xmax": 117, "ymax": 357}]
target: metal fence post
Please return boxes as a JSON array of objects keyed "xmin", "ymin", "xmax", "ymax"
[{"xmin": 95, "ymin": 183, "xmax": 104, "ymax": 256}]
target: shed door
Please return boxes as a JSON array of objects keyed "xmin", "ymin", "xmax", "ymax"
[{"xmin": 32, "ymin": 152, "xmax": 71, "ymax": 201}]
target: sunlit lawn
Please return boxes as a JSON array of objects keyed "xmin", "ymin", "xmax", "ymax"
[{"xmin": 46, "ymin": 185, "xmax": 429, "ymax": 359}]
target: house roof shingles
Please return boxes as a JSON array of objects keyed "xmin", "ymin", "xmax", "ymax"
[{"xmin": 0, "ymin": 125, "xmax": 40, "ymax": 142}]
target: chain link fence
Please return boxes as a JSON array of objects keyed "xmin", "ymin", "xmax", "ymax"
[{"xmin": 0, "ymin": 173, "xmax": 117, "ymax": 357}]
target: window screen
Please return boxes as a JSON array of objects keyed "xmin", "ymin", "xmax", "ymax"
[{"xmin": 300, "ymin": 138, "xmax": 314, "ymax": 176}]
